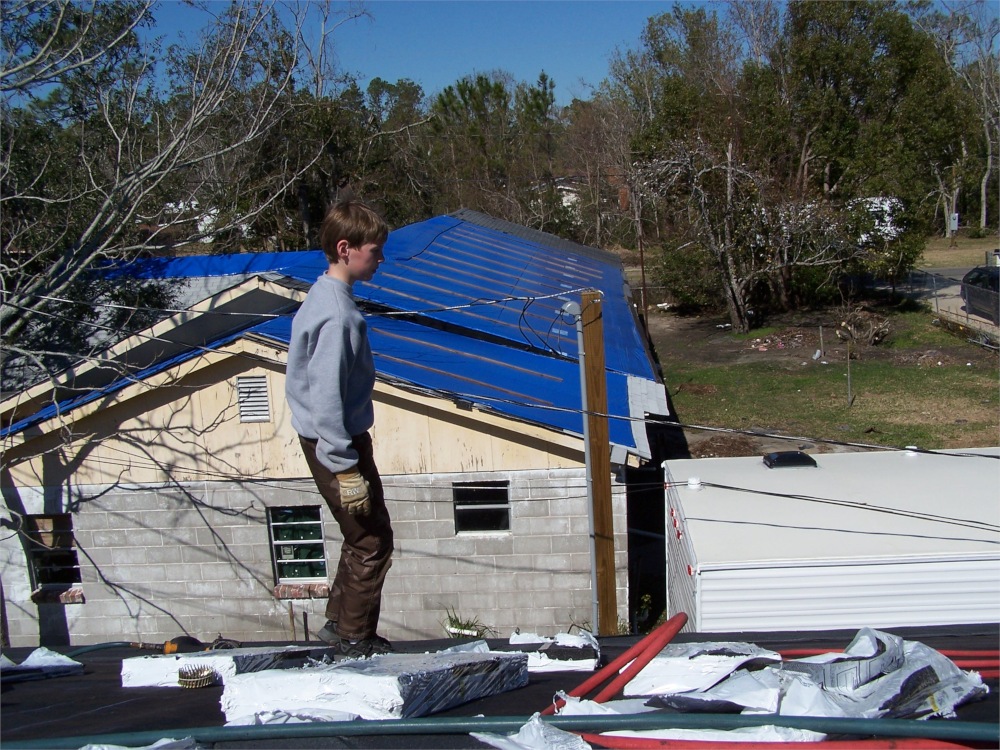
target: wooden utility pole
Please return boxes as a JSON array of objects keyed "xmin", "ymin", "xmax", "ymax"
[{"xmin": 581, "ymin": 290, "xmax": 617, "ymax": 635}]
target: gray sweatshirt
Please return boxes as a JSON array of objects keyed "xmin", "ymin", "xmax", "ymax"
[{"xmin": 285, "ymin": 274, "xmax": 376, "ymax": 473}]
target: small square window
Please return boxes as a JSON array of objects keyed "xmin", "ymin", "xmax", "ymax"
[
  {"xmin": 267, "ymin": 506, "xmax": 328, "ymax": 583},
  {"xmin": 453, "ymin": 481, "xmax": 510, "ymax": 533},
  {"xmin": 24, "ymin": 514, "xmax": 81, "ymax": 589}
]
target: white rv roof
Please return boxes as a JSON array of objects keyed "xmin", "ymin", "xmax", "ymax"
[{"xmin": 663, "ymin": 447, "xmax": 1000, "ymax": 569}]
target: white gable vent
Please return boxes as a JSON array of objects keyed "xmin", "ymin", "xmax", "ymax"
[{"xmin": 237, "ymin": 375, "xmax": 270, "ymax": 423}]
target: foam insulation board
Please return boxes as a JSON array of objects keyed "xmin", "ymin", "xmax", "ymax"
[
  {"xmin": 221, "ymin": 650, "xmax": 529, "ymax": 722},
  {"xmin": 497, "ymin": 631, "xmax": 600, "ymax": 671},
  {"xmin": 121, "ymin": 645, "xmax": 338, "ymax": 687}
]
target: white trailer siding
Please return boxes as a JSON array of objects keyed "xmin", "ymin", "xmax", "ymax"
[{"xmin": 663, "ymin": 448, "xmax": 1000, "ymax": 632}]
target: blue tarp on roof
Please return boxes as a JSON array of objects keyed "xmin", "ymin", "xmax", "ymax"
[
  {"xmin": 106, "ymin": 214, "xmax": 654, "ymax": 381},
  {"xmin": 358, "ymin": 216, "xmax": 653, "ymax": 379},
  {"xmin": 102, "ymin": 251, "xmax": 323, "ymax": 280},
  {"xmin": 251, "ymin": 315, "xmax": 636, "ymax": 446},
  {"xmin": 12, "ymin": 213, "xmax": 661, "ymax": 451}
]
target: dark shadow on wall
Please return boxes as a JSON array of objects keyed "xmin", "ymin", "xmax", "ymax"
[
  {"xmin": 1, "ymin": 464, "xmax": 71, "ymax": 647},
  {"xmin": 645, "ymin": 394, "xmax": 691, "ymax": 462},
  {"xmin": 624, "ymin": 462, "xmax": 666, "ymax": 635}
]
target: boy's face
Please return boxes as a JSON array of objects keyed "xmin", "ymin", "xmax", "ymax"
[{"xmin": 344, "ymin": 241, "xmax": 385, "ymax": 283}]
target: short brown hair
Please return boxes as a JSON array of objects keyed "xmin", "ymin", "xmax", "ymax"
[{"xmin": 319, "ymin": 201, "xmax": 389, "ymax": 262}]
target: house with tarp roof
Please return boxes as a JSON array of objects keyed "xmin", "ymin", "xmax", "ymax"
[{"xmin": 0, "ymin": 210, "xmax": 673, "ymax": 648}]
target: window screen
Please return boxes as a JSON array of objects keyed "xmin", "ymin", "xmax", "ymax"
[
  {"xmin": 268, "ymin": 506, "xmax": 327, "ymax": 582},
  {"xmin": 24, "ymin": 514, "xmax": 81, "ymax": 588},
  {"xmin": 453, "ymin": 480, "xmax": 510, "ymax": 533}
]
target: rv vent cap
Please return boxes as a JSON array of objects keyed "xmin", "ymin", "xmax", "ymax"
[{"xmin": 763, "ymin": 451, "xmax": 817, "ymax": 469}]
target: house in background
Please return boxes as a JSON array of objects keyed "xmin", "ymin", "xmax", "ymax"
[
  {"xmin": 0, "ymin": 211, "xmax": 671, "ymax": 647},
  {"xmin": 662, "ymin": 448, "xmax": 1000, "ymax": 633}
]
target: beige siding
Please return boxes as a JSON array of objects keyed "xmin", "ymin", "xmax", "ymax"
[
  {"xmin": 4, "ymin": 345, "xmax": 583, "ymax": 490},
  {"xmin": 372, "ymin": 382, "xmax": 582, "ymax": 475}
]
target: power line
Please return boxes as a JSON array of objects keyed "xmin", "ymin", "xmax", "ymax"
[
  {"xmin": 4, "ymin": 287, "xmax": 995, "ymax": 463},
  {"xmin": 5, "ymin": 299, "xmax": 995, "ymax": 461},
  {"xmin": 2, "ymin": 285, "xmax": 600, "ymax": 320},
  {"xmin": 664, "ymin": 480, "xmax": 1000, "ymax": 535}
]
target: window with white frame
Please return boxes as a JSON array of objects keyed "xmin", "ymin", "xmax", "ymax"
[
  {"xmin": 267, "ymin": 506, "xmax": 327, "ymax": 582},
  {"xmin": 453, "ymin": 480, "xmax": 510, "ymax": 533},
  {"xmin": 24, "ymin": 514, "xmax": 81, "ymax": 589},
  {"xmin": 236, "ymin": 375, "xmax": 270, "ymax": 423}
]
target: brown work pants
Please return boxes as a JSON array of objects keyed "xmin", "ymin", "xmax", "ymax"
[{"xmin": 298, "ymin": 433, "xmax": 393, "ymax": 640}]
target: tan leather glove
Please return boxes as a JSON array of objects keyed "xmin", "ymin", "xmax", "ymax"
[{"xmin": 335, "ymin": 468, "xmax": 371, "ymax": 516}]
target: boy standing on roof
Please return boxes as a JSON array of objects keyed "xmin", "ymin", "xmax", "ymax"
[{"xmin": 285, "ymin": 200, "xmax": 394, "ymax": 659}]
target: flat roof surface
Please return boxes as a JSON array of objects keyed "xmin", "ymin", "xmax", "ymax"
[
  {"xmin": 2, "ymin": 626, "xmax": 997, "ymax": 749},
  {"xmin": 664, "ymin": 448, "xmax": 1000, "ymax": 568}
]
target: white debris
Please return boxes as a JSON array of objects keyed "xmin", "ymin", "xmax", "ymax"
[
  {"xmin": 80, "ymin": 739, "xmax": 196, "ymax": 750},
  {"xmin": 220, "ymin": 651, "xmax": 527, "ymax": 724},
  {"xmin": 622, "ymin": 628, "xmax": 986, "ymax": 722},
  {"xmin": 602, "ymin": 725, "xmax": 826, "ymax": 743},
  {"xmin": 121, "ymin": 645, "xmax": 311, "ymax": 687},
  {"xmin": 471, "ymin": 713, "xmax": 592, "ymax": 750},
  {"xmin": 6, "ymin": 647, "xmax": 82, "ymax": 670},
  {"xmin": 624, "ymin": 641, "xmax": 781, "ymax": 695}
]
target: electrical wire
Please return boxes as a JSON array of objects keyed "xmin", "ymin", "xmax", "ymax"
[
  {"xmin": 1, "ymin": 290, "xmax": 288, "ymax": 319},
  {"xmin": 4, "ymin": 276, "xmax": 997, "ymax": 547},
  {"xmin": 674, "ymin": 481, "xmax": 1000, "ymax": 535},
  {"xmin": 6, "ymin": 289, "xmax": 995, "ymax": 463},
  {"xmin": 0, "ymin": 299, "xmax": 284, "ymax": 381},
  {"xmin": 2, "ymin": 283, "xmax": 598, "ymax": 321}
]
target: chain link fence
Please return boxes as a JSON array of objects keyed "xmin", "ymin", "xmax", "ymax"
[{"xmin": 862, "ymin": 268, "xmax": 999, "ymax": 349}]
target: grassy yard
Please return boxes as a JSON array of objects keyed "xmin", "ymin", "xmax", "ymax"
[
  {"xmin": 663, "ymin": 309, "xmax": 999, "ymax": 452},
  {"xmin": 920, "ymin": 234, "xmax": 998, "ymax": 269}
]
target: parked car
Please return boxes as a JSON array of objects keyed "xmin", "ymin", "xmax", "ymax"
[{"xmin": 960, "ymin": 264, "xmax": 1000, "ymax": 324}]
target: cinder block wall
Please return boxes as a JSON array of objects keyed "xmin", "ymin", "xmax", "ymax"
[
  {"xmin": 381, "ymin": 468, "xmax": 628, "ymax": 639},
  {"xmin": 0, "ymin": 469, "xmax": 628, "ymax": 647}
]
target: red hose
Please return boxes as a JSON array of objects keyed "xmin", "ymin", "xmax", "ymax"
[
  {"xmin": 540, "ymin": 612, "xmax": 688, "ymax": 716},
  {"xmin": 579, "ymin": 733, "xmax": 973, "ymax": 749},
  {"xmin": 543, "ymin": 617, "xmax": 993, "ymax": 731},
  {"xmin": 779, "ymin": 648, "xmax": 999, "ymax": 659},
  {"xmin": 590, "ymin": 614, "xmax": 690, "ymax": 705},
  {"xmin": 950, "ymin": 660, "xmax": 999, "ymax": 669},
  {"xmin": 777, "ymin": 649, "xmax": 999, "ymax": 675}
]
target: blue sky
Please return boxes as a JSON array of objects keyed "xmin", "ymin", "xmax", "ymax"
[
  {"xmin": 154, "ymin": 1, "xmax": 675, "ymax": 106},
  {"xmin": 335, "ymin": 1, "xmax": 670, "ymax": 104}
]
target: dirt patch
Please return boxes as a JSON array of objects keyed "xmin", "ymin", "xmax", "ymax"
[
  {"xmin": 685, "ymin": 433, "xmax": 765, "ymax": 458},
  {"xmin": 645, "ymin": 307, "xmax": 994, "ymax": 369},
  {"xmin": 674, "ymin": 383, "xmax": 718, "ymax": 396},
  {"xmin": 642, "ymin": 308, "xmax": 997, "ymax": 459}
]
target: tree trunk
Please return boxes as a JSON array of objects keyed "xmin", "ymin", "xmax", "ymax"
[{"xmin": 980, "ymin": 120, "xmax": 992, "ymax": 231}]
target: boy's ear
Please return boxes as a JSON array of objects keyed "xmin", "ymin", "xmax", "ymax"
[{"xmin": 335, "ymin": 238, "xmax": 351, "ymax": 261}]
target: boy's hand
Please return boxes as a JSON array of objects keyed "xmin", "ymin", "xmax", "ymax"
[{"xmin": 336, "ymin": 468, "xmax": 371, "ymax": 516}]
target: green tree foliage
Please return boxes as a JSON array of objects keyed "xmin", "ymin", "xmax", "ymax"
[
  {"xmin": 356, "ymin": 76, "xmax": 434, "ymax": 228},
  {"xmin": 426, "ymin": 71, "xmax": 574, "ymax": 233},
  {"xmin": 600, "ymin": 0, "xmax": 985, "ymax": 330},
  {"xmin": 785, "ymin": 1, "xmax": 975, "ymax": 221},
  {"xmin": 2, "ymin": 0, "xmax": 991, "ymax": 374},
  {"xmin": 637, "ymin": 6, "xmax": 739, "ymax": 149},
  {"xmin": 912, "ymin": 0, "xmax": 999, "ymax": 234},
  {"xmin": 429, "ymin": 72, "xmax": 516, "ymax": 214},
  {"xmin": 0, "ymin": 1, "xmax": 369, "ymax": 388}
]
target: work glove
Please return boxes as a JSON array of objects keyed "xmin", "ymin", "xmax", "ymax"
[{"xmin": 336, "ymin": 468, "xmax": 371, "ymax": 516}]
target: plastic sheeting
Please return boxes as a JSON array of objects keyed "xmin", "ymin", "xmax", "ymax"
[
  {"xmin": 0, "ymin": 647, "xmax": 84, "ymax": 683},
  {"xmin": 221, "ymin": 650, "xmax": 529, "ymax": 723},
  {"xmin": 627, "ymin": 628, "xmax": 988, "ymax": 721},
  {"xmin": 120, "ymin": 645, "xmax": 338, "ymax": 687}
]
